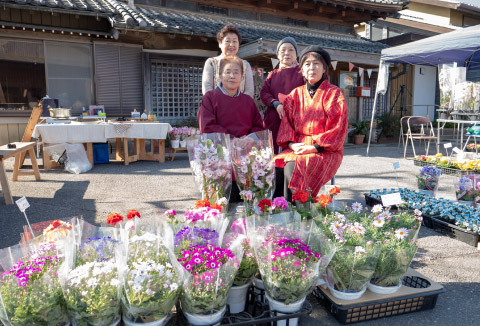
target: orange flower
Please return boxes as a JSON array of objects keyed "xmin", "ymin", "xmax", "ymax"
[
  {"xmin": 328, "ymin": 186, "xmax": 341, "ymax": 196},
  {"xmin": 211, "ymin": 203, "xmax": 223, "ymax": 212},
  {"xmin": 292, "ymin": 190, "xmax": 309, "ymax": 203},
  {"xmin": 126, "ymin": 209, "xmax": 141, "ymax": 220},
  {"xmin": 315, "ymin": 194, "xmax": 332, "ymax": 208},
  {"xmin": 107, "ymin": 213, "xmax": 124, "ymax": 226},
  {"xmin": 194, "ymin": 199, "xmax": 211, "ymax": 209}
]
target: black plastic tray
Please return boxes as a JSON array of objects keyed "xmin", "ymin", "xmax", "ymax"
[
  {"xmin": 428, "ymin": 215, "xmax": 479, "ymax": 247},
  {"xmin": 313, "ymin": 270, "xmax": 445, "ymax": 325}
]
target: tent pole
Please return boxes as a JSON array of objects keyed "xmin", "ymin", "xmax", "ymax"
[{"xmin": 366, "ymin": 90, "xmax": 378, "ymax": 156}]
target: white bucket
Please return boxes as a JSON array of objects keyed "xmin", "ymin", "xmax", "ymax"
[
  {"xmin": 171, "ymin": 139, "xmax": 180, "ymax": 148},
  {"xmin": 183, "ymin": 306, "xmax": 226, "ymax": 326},
  {"xmin": 327, "ymin": 283, "xmax": 367, "ymax": 300},
  {"xmin": 367, "ymin": 280, "xmax": 402, "ymax": 295},
  {"xmin": 265, "ymin": 293, "xmax": 305, "ymax": 326},
  {"xmin": 180, "ymin": 140, "xmax": 187, "ymax": 148},
  {"xmin": 227, "ymin": 281, "xmax": 251, "ymax": 314},
  {"xmin": 123, "ymin": 313, "xmax": 171, "ymax": 326}
]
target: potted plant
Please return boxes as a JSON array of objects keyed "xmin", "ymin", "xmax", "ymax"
[{"xmin": 353, "ymin": 120, "xmax": 368, "ymax": 145}]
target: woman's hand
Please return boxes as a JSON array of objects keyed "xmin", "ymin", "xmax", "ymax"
[
  {"xmin": 288, "ymin": 142, "xmax": 304, "ymax": 152},
  {"xmin": 276, "ymin": 104, "xmax": 284, "ymax": 119},
  {"xmin": 293, "ymin": 144, "xmax": 318, "ymax": 155}
]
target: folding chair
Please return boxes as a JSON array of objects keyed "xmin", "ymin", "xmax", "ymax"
[{"xmin": 403, "ymin": 116, "xmax": 438, "ymax": 158}]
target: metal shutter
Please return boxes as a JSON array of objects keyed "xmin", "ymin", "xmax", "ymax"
[{"xmin": 119, "ymin": 46, "xmax": 143, "ymax": 114}]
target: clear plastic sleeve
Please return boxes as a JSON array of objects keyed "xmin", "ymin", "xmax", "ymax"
[
  {"xmin": 231, "ymin": 130, "xmax": 275, "ymax": 202},
  {"xmin": 186, "ymin": 133, "xmax": 232, "ymax": 204}
]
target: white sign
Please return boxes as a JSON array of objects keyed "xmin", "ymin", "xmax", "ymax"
[
  {"xmin": 381, "ymin": 193, "xmax": 403, "ymax": 207},
  {"xmin": 393, "ymin": 162, "xmax": 400, "ymax": 170},
  {"xmin": 452, "ymin": 147, "xmax": 461, "ymax": 154},
  {"xmin": 444, "ymin": 143, "xmax": 452, "ymax": 149},
  {"xmin": 325, "ymin": 185, "xmax": 336, "ymax": 192},
  {"xmin": 15, "ymin": 196, "xmax": 30, "ymax": 212}
]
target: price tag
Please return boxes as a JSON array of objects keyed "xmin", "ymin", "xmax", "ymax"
[
  {"xmin": 15, "ymin": 196, "xmax": 30, "ymax": 213},
  {"xmin": 381, "ymin": 193, "xmax": 403, "ymax": 207},
  {"xmin": 444, "ymin": 143, "xmax": 452, "ymax": 149},
  {"xmin": 452, "ymin": 147, "xmax": 461, "ymax": 153},
  {"xmin": 393, "ymin": 162, "xmax": 400, "ymax": 170},
  {"xmin": 325, "ymin": 185, "xmax": 336, "ymax": 192}
]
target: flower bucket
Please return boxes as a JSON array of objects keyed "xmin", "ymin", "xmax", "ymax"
[
  {"xmin": 180, "ymin": 140, "xmax": 187, "ymax": 148},
  {"xmin": 227, "ymin": 281, "xmax": 251, "ymax": 314},
  {"xmin": 183, "ymin": 306, "xmax": 226, "ymax": 326},
  {"xmin": 367, "ymin": 280, "xmax": 402, "ymax": 295},
  {"xmin": 171, "ymin": 140, "xmax": 180, "ymax": 148},
  {"xmin": 266, "ymin": 293, "xmax": 305, "ymax": 326},
  {"xmin": 327, "ymin": 283, "xmax": 367, "ymax": 301},
  {"xmin": 418, "ymin": 189, "xmax": 435, "ymax": 197},
  {"xmin": 123, "ymin": 313, "xmax": 171, "ymax": 326}
]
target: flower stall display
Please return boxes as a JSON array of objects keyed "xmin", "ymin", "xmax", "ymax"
[
  {"xmin": 186, "ymin": 133, "xmax": 232, "ymax": 204},
  {"xmin": 292, "ymin": 190, "xmax": 318, "ymax": 221},
  {"xmin": 246, "ymin": 218, "xmax": 333, "ymax": 326},
  {"xmin": 42, "ymin": 219, "xmax": 73, "ymax": 243},
  {"xmin": 179, "ymin": 126, "xmax": 196, "ymax": 147},
  {"xmin": 316, "ymin": 206, "xmax": 381, "ymax": 300},
  {"xmin": 231, "ymin": 130, "xmax": 275, "ymax": 209},
  {"xmin": 60, "ymin": 221, "xmax": 122, "ymax": 326},
  {"xmin": 368, "ymin": 209, "xmax": 422, "ymax": 294},
  {"xmin": 119, "ymin": 227, "xmax": 184, "ymax": 325},
  {"xmin": 417, "ymin": 166, "xmax": 442, "ymax": 197},
  {"xmin": 455, "ymin": 175, "xmax": 480, "ymax": 206},
  {"xmin": 176, "ymin": 239, "xmax": 243, "ymax": 325},
  {"xmin": 415, "ymin": 153, "xmax": 480, "ymax": 172},
  {"xmin": 0, "ymin": 242, "xmax": 69, "ymax": 326},
  {"xmin": 169, "ymin": 127, "xmax": 181, "ymax": 148}
]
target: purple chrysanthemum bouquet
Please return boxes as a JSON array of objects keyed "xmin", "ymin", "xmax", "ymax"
[
  {"xmin": 455, "ymin": 174, "xmax": 479, "ymax": 204},
  {"xmin": 0, "ymin": 242, "xmax": 69, "ymax": 326},
  {"xmin": 417, "ymin": 166, "xmax": 442, "ymax": 196}
]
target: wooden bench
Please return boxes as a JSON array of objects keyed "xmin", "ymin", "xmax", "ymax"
[
  {"xmin": 0, "ymin": 142, "xmax": 41, "ymax": 205},
  {"xmin": 168, "ymin": 146, "xmax": 187, "ymax": 161}
]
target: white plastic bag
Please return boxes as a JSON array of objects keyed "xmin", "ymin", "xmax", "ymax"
[
  {"xmin": 43, "ymin": 143, "xmax": 68, "ymax": 164},
  {"xmin": 65, "ymin": 143, "xmax": 92, "ymax": 174}
]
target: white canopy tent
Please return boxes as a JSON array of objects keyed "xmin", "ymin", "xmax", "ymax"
[{"xmin": 366, "ymin": 24, "xmax": 480, "ymax": 155}]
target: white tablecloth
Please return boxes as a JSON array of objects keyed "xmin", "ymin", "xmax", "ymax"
[{"xmin": 33, "ymin": 122, "xmax": 172, "ymax": 143}]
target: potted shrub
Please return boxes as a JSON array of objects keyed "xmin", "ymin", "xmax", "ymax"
[{"xmin": 353, "ymin": 120, "xmax": 368, "ymax": 145}]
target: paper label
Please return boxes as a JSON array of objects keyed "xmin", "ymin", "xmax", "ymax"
[
  {"xmin": 15, "ymin": 196, "xmax": 30, "ymax": 212},
  {"xmin": 381, "ymin": 193, "xmax": 403, "ymax": 207},
  {"xmin": 325, "ymin": 185, "xmax": 336, "ymax": 192},
  {"xmin": 393, "ymin": 162, "xmax": 400, "ymax": 170},
  {"xmin": 452, "ymin": 147, "xmax": 461, "ymax": 153},
  {"xmin": 444, "ymin": 143, "xmax": 452, "ymax": 149}
]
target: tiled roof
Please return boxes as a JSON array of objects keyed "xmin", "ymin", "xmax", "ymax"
[{"xmin": 135, "ymin": 7, "xmax": 389, "ymax": 54}]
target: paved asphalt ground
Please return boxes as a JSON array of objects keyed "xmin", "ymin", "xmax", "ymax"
[{"xmin": 0, "ymin": 142, "xmax": 479, "ymax": 325}]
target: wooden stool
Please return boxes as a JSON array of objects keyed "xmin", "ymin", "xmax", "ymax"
[
  {"xmin": 0, "ymin": 142, "xmax": 41, "ymax": 205},
  {"xmin": 169, "ymin": 147, "xmax": 187, "ymax": 161}
]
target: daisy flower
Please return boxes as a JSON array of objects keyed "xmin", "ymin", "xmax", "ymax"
[
  {"xmin": 351, "ymin": 202, "xmax": 363, "ymax": 212},
  {"xmin": 373, "ymin": 218, "xmax": 385, "ymax": 228},
  {"xmin": 371, "ymin": 204, "xmax": 383, "ymax": 213},
  {"xmin": 395, "ymin": 228, "xmax": 409, "ymax": 240}
]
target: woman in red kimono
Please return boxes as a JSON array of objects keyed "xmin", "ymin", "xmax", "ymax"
[
  {"xmin": 198, "ymin": 56, "xmax": 264, "ymax": 202},
  {"xmin": 275, "ymin": 45, "xmax": 348, "ymax": 201}
]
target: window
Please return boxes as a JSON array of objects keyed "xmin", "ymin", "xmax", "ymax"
[
  {"xmin": 285, "ymin": 18, "xmax": 308, "ymax": 28},
  {"xmin": 151, "ymin": 60, "xmax": 203, "ymax": 123},
  {"xmin": 0, "ymin": 38, "xmax": 46, "ymax": 111},
  {"xmin": 198, "ymin": 5, "xmax": 228, "ymax": 16},
  {"xmin": 45, "ymin": 42, "xmax": 93, "ymax": 115}
]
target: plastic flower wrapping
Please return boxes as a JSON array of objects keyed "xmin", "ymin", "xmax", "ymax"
[
  {"xmin": 292, "ymin": 190, "xmax": 319, "ymax": 221},
  {"xmin": 176, "ymin": 235, "xmax": 244, "ymax": 316},
  {"xmin": 455, "ymin": 174, "xmax": 480, "ymax": 203},
  {"xmin": 231, "ymin": 130, "xmax": 275, "ymax": 209},
  {"xmin": 417, "ymin": 166, "xmax": 442, "ymax": 192},
  {"xmin": 438, "ymin": 64, "xmax": 466, "ymax": 109},
  {"xmin": 186, "ymin": 133, "xmax": 232, "ymax": 204},
  {"xmin": 119, "ymin": 222, "xmax": 185, "ymax": 324},
  {"xmin": 246, "ymin": 218, "xmax": 335, "ymax": 304},
  {"xmin": 20, "ymin": 217, "xmax": 74, "ymax": 245},
  {"xmin": 316, "ymin": 207, "xmax": 381, "ymax": 293},
  {"xmin": 0, "ymin": 242, "xmax": 69, "ymax": 326},
  {"xmin": 256, "ymin": 197, "xmax": 296, "ymax": 225},
  {"xmin": 59, "ymin": 219, "xmax": 122, "ymax": 326},
  {"xmin": 369, "ymin": 209, "xmax": 422, "ymax": 287},
  {"xmin": 453, "ymin": 81, "xmax": 480, "ymax": 111}
]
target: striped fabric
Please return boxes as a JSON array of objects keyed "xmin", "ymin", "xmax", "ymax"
[{"xmin": 275, "ymin": 80, "xmax": 348, "ymax": 196}]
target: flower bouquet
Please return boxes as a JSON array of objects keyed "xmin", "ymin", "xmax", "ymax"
[
  {"xmin": 120, "ymin": 225, "xmax": 184, "ymax": 325},
  {"xmin": 186, "ymin": 133, "xmax": 232, "ymax": 204},
  {"xmin": 417, "ymin": 166, "xmax": 442, "ymax": 197},
  {"xmin": 316, "ymin": 204, "xmax": 381, "ymax": 300},
  {"xmin": 0, "ymin": 242, "xmax": 69, "ymax": 326},
  {"xmin": 368, "ymin": 209, "xmax": 422, "ymax": 294},
  {"xmin": 176, "ymin": 238, "xmax": 243, "ymax": 325},
  {"xmin": 246, "ymin": 219, "xmax": 332, "ymax": 326},
  {"xmin": 257, "ymin": 196, "xmax": 294, "ymax": 225},
  {"xmin": 60, "ymin": 220, "xmax": 122, "ymax": 326},
  {"xmin": 293, "ymin": 190, "xmax": 320, "ymax": 221},
  {"xmin": 455, "ymin": 175, "xmax": 479, "ymax": 206},
  {"xmin": 231, "ymin": 130, "xmax": 275, "ymax": 211}
]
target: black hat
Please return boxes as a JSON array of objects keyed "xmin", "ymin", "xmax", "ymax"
[
  {"xmin": 276, "ymin": 37, "xmax": 298, "ymax": 57},
  {"xmin": 300, "ymin": 45, "xmax": 331, "ymax": 68}
]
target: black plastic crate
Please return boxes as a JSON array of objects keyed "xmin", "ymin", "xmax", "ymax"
[
  {"xmin": 412, "ymin": 160, "xmax": 476, "ymax": 176},
  {"xmin": 413, "ymin": 160, "xmax": 434, "ymax": 167},
  {"xmin": 429, "ymin": 216, "xmax": 479, "ymax": 247},
  {"xmin": 313, "ymin": 269, "xmax": 444, "ymax": 325},
  {"xmin": 421, "ymin": 214, "xmax": 438, "ymax": 229}
]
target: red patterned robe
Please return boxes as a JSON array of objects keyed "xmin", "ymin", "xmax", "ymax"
[{"xmin": 275, "ymin": 80, "xmax": 348, "ymax": 196}]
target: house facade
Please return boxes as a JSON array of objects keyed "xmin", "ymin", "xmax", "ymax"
[{"xmin": 0, "ymin": 0, "xmax": 407, "ymax": 144}]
